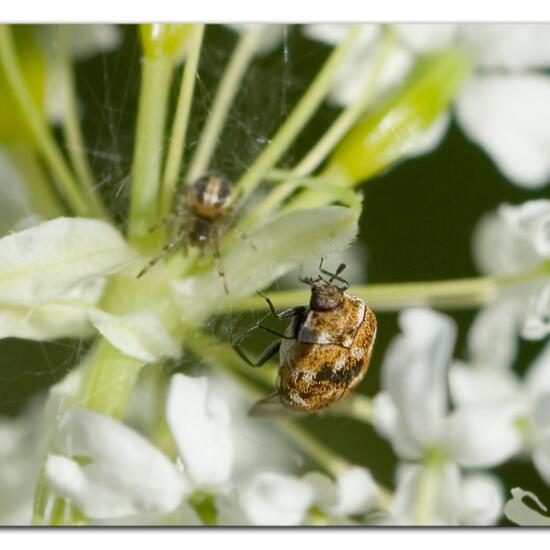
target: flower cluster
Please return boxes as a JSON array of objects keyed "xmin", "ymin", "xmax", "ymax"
[{"xmin": 0, "ymin": 23, "xmax": 548, "ymax": 527}]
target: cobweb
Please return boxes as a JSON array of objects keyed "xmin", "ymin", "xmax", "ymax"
[{"xmin": 0, "ymin": 24, "xmax": 335, "ymax": 416}]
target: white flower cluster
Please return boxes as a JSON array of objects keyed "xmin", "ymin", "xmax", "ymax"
[{"xmin": 0, "ymin": 23, "xmax": 549, "ymax": 528}]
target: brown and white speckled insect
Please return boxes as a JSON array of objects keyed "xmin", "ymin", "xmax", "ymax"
[
  {"xmin": 138, "ymin": 173, "xmax": 235, "ymax": 291},
  {"xmin": 233, "ymin": 262, "xmax": 377, "ymax": 414}
]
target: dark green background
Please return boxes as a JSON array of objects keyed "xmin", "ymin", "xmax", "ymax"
[{"xmin": 1, "ymin": 25, "xmax": 549, "ymax": 522}]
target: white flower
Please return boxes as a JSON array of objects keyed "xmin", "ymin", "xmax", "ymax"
[
  {"xmin": 391, "ymin": 462, "xmax": 503, "ymax": 525},
  {"xmin": 450, "ymin": 339, "xmax": 550, "ymax": 485},
  {"xmin": 234, "ymin": 466, "xmax": 380, "ymax": 526},
  {"xmin": 305, "ymin": 24, "xmax": 550, "ymax": 188},
  {"xmin": 472, "ymin": 200, "xmax": 550, "ymax": 342},
  {"xmin": 45, "ymin": 373, "xmax": 235, "ymax": 522},
  {"xmin": 372, "ymin": 308, "xmax": 520, "ymax": 467}
]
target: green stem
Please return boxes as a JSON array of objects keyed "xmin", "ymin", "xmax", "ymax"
[
  {"xmin": 414, "ymin": 448, "xmax": 448, "ymax": 525},
  {"xmin": 127, "ymin": 55, "xmax": 174, "ymax": 252},
  {"xmin": 161, "ymin": 25, "xmax": 204, "ymax": 216},
  {"xmin": 293, "ymin": 27, "xmax": 396, "ymax": 178},
  {"xmin": 186, "ymin": 25, "xmax": 263, "ymax": 184},
  {"xmin": 0, "ymin": 25, "xmax": 94, "ymax": 217},
  {"xmin": 7, "ymin": 144, "xmax": 65, "ymax": 219},
  {"xmin": 59, "ymin": 30, "xmax": 110, "ymax": 220},
  {"xmin": 228, "ymin": 261, "xmax": 550, "ymax": 313},
  {"xmin": 234, "ymin": 25, "xmax": 362, "ymax": 202}
]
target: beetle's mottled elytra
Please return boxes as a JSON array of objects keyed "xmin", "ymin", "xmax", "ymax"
[
  {"xmin": 137, "ymin": 172, "xmax": 236, "ymax": 292},
  {"xmin": 233, "ymin": 261, "xmax": 377, "ymax": 414}
]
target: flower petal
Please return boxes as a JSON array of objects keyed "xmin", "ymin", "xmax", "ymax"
[
  {"xmin": 173, "ymin": 206, "xmax": 358, "ymax": 323},
  {"xmin": 522, "ymin": 284, "xmax": 550, "ymax": 340},
  {"xmin": 88, "ymin": 309, "xmax": 179, "ymax": 363},
  {"xmin": 472, "ymin": 210, "xmax": 541, "ymax": 276},
  {"xmin": 467, "ymin": 301, "xmax": 520, "ymax": 370},
  {"xmin": 457, "ymin": 473, "xmax": 504, "ymax": 526},
  {"xmin": 533, "ymin": 438, "xmax": 550, "ymax": 486},
  {"xmin": 459, "ymin": 24, "xmax": 550, "ymax": 70},
  {"xmin": 302, "ymin": 471, "xmax": 337, "ymax": 510},
  {"xmin": 443, "ymin": 403, "xmax": 523, "ymax": 467},
  {"xmin": 241, "ymin": 472, "xmax": 314, "ymax": 526},
  {"xmin": 448, "ymin": 361, "xmax": 521, "ymax": 408},
  {"xmin": 391, "ymin": 462, "xmax": 461, "ymax": 525},
  {"xmin": 0, "ymin": 278, "xmax": 104, "ymax": 341},
  {"xmin": 381, "ymin": 308, "xmax": 456, "ymax": 448},
  {"xmin": 499, "ymin": 200, "xmax": 550, "ymax": 258},
  {"xmin": 329, "ymin": 467, "xmax": 378, "ymax": 516},
  {"xmin": 372, "ymin": 392, "xmax": 424, "ymax": 460},
  {"xmin": 526, "ymin": 341, "xmax": 550, "ymax": 398},
  {"xmin": 0, "ymin": 217, "xmax": 135, "ymax": 307},
  {"xmin": 504, "ymin": 487, "xmax": 550, "ymax": 526},
  {"xmin": 456, "ymin": 76, "xmax": 550, "ymax": 188},
  {"xmin": 166, "ymin": 374, "xmax": 233, "ymax": 489},
  {"xmin": 394, "ymin": 24, "xmax": 457, "ymax": 53},
  {"xmin": 46, "ymin": 407, "xmax": 187, "ymax": 520}
]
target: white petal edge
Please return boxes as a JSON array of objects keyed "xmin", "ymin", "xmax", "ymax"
[
  {"xmin": 456, "ymin": 76, "xmax": 550, "ymax": 188},
  {"xmin": 499, "ymin": 200, "xmax": 550, "ymax": 258},
  {"xmin": 393, "ymin": 24, "xmax": 458, "ymax": 53},
  {"xmin": 329, "ymin": 467, "xmax": 378, "ymax": 517},
  {"xmin": 457, "ymin": 473, "xmax": 504, "ymax": 526},
  {"xmin": 391, "ymin": 462, "xmax": 461, "ymax": 525},
  {"xmin": 0, "ymin": 278, "xmax": 105, "ymax": 341},
  {"xmin": 459, "ymin": 24, "xmax": 550, "ymax": 70},
  {"xmin": 443, "ymin": 403, "xmax": 523, "ymax": 467},
  {"xmin": 471, "ymin": 210, "xmax": 541, "ymax": 276},
  {"xmin": 381, "ymin": 308, "xmax": 456, "ymax": 447},
  {"xmin": 0, "ymin": 217, "xmax": 136, "ymax": 306},
  {"xmin": 88, "ymin": 309, "xmax": 179, "ymax": 363},
  {"xmin": 47, "ymin": 408, "xmax": 187, "ymax": 520},
  {"xmin": 241, "ymin": 472, "xmax": 315, "ymax": 526},
  {"xmin": 467, "ymin": 300, "xmax": 520, "ymax": 370},
  {"xmin": 504, "ymin": 487, "xmax": 550, "ymax": 526},
  {"xmin": 448, "ymin": 361, "xmax": 522, "ymax": 408},
  {"xmin": 166, "ymin": 374, "xmax": 234, "ymax": 489}
]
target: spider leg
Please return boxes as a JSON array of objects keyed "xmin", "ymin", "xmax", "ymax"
[
  {"xmin": 210, "ymin": 235, "xmax": 229, "ymax": 295},
  {"xmin": 137, "ymin": 233, "xmax": 187, "ymax": 278}
]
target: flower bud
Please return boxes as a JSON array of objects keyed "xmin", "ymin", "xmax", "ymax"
[{"xmin": 326, "ymin": 49, "xmax": 471, "ymax": 185}]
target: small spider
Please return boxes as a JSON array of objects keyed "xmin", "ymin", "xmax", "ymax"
[
  {"xmin": 138, "ymin": 173, "xmax": 238, "ymax": 292},
  {"xmin": 233, "ymin": 260, "xmax": 377, "ymax": 415}
]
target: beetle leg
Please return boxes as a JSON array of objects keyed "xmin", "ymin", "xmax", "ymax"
[
  {"xmin": 258, "ymin": 325, "xmax": 294, "ymax": 339},
  {"xmin": 232, "ymin": 340, "xmax": 281, "ymax": 368}
]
